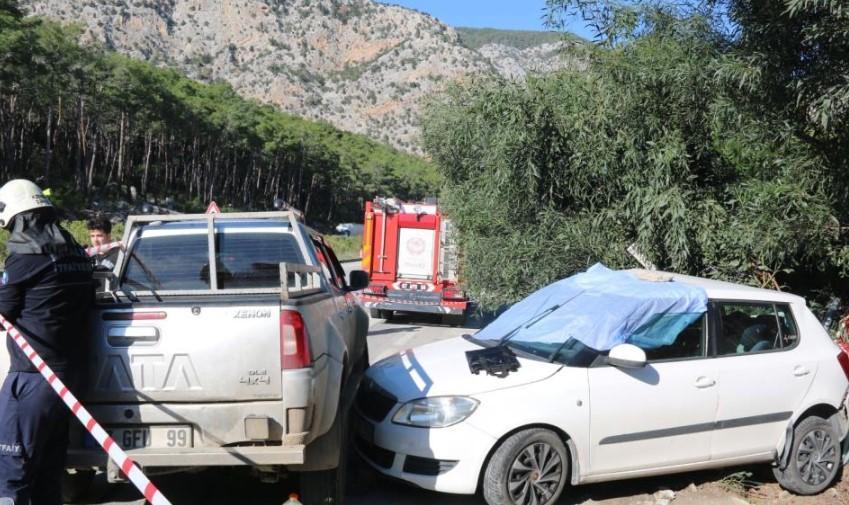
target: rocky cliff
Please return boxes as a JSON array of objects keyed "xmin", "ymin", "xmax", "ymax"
[{"xmin": 22, "ymin": 0, "xmax": 581, "ymax": 153}]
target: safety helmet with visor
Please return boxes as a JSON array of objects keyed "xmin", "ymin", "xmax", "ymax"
[{"xmin": 0, "ymin": 179, "xmax": 52, "ymax": 229}]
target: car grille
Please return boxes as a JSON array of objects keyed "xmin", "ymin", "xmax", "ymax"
[
  {"xmin": 356, "ymin": 377, "xmax": 397, "ymax": 422},
  {"xmin": 355, "ymin": 435, "xmax": 395, "ymax": 469},
  {"xmin": 403, "ymin": 455, "xmax": 458, "ymax": 476}
]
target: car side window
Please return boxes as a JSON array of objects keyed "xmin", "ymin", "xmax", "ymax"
[
  {"xmin": 775, "ymin": 304, "xmax": 799, "ymax": 348},
  {"xmin": 312, "ymin": 239, "xmax": 344, "ymax": 290},
  {"xmin": 627, "ymin": 313, "xmax": 706, "ymax": 362},
  {"xmin": 322, "ymin": 242, "xmax": 348, "ymax": 289},
  {"xmin": 716, "ymin": 302, "xmax": 796, "ymax": 356}
]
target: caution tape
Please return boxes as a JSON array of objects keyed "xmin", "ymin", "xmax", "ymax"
[
  {"xmin": 85, "ymin": 241, "xmax": 123, "ymax": 257},
  {"xmin": 0, "ymin": 315, "xmax": 172, "ymax": 505}
]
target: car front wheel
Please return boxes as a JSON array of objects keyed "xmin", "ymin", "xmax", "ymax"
[
  {"xmin": 773, "ymin": 415, "xmax": 842, "ymax": 495},
  {"xmin": 483, "ymin": 428, "xmax": 569, "ymax": 505}
]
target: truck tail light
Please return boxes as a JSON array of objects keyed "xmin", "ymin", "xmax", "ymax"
[
  {"xmin": 837, "ymin": 347, "xmax": 849, "ymax": 381},
  {"xmin": 364, "ymin": 283, "xmax": 387, "ymax": 296},
  {"xmin": 442, "ymin": 287, "xmax": 466, "ymax": 301},
  {"xmin": 280, "ymin": 310, "xmax": 311, "ymax": 369},
  {"xmin": 102, "ymin": 311, "xmax": 167, "ymax": 321}
]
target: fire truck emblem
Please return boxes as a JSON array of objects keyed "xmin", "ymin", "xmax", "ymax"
[{"xmin": 406, "ymin": 237, "xmax": 426, "ymax": 255}]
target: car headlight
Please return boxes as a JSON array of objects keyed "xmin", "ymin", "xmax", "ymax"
[{"xmin": 392, "ymin": 397, "xmax": 479, "ymax": 428}]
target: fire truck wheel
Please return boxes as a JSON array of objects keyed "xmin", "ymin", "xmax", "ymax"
[
  {"xmin": 442, "ymin": 314, "xmax": 465, "ymax": 327},
  {"xmin": 369, "ymin": 309, "xmax": 393, "ymax": 320}
]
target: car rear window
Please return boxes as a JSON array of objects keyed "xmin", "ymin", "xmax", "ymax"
[
  {"xmin": 124, "ymin": 234, "xmax": 210, "ymax": 291},
  {"xmin": 123, "ymin": 230, "xmax": 304, "ymax": 291},
  {"xmin": 216, "ymin": 232, "xmax": 304, "ymax": 289}
]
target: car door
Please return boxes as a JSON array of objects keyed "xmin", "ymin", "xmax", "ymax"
[
  {"xmin": 587, "ymin": 314, "xmax": 718, "ymax": 476},
  {"xmin": 312, "ymin": 238, "xmax": 357, "ymax": 352},
  {"xmin": 710, "ymin": 301, "xmax": 815, "ymax": 460}
]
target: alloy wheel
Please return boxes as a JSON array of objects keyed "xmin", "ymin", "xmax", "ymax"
[
  {"xmin": 507, "ymin": 442, "xmax": 564, "ymax": 505},
  {"xmin": 796, "ymin": 428, "xmax": 839, "ymax": 486}
]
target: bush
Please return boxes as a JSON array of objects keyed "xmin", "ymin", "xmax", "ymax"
[
  {"xmin": 0, "ymin": 220, "xmax": 125, "ymax": 267},
  {"xmin": 423, "ymin": 14, "xmax": 846, "ymax": 309},
  {"xmin": 324, "ymin": 235, "xmax": 361, "ymax": 262}
]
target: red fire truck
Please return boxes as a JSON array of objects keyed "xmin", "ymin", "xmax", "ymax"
[{"xmin": 358, "ymin": 197, "xmax": 470, "ymax": 325}]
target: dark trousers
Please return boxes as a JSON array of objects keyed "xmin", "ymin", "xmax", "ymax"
[{"xmin": 0, "ymin": 372, "xmax": 71, "ymax": 505}]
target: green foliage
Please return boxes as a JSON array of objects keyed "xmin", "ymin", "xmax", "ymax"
[
  {"xmin": 0, "ymin": 220, "xmax": 125, "ymax": 266},
  {"xmin": 425, "ymin": 1, "xmax": 849, "ymax": 308},
  {"xmin": 455, "ymin": 27, "xmax": 572, "ymax": 50},
  {"xmin": 0, "ymin": 0, "xmax": 437, "ymax": 227},
  {"xmin": 324, "ymin": 235, "xmax": 362, "ymax": 262}
]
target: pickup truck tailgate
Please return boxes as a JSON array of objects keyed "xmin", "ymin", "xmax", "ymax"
[{"xmin": 86, "ymin": 302, "xmax": 282, "ymax": 403}]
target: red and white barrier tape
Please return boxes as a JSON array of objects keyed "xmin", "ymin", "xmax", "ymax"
[
  {"xmin": 0, "ymin": 315, "xmax": 172, "ymax": 505},
  {"xmin": 85, "ymin": 241, "xmax": 123, "ymax": 257}
]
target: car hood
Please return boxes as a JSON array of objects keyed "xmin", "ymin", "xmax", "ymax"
[{"xmin": 366, "ymin": 337, "xmax": 562, "ymax": 402}]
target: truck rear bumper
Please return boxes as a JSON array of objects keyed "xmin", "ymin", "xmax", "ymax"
[
  {"xmin": 68, "ymin": 444, "xmax": 305, "ymax": 468},
  {"xmin": 362, "ymin": 299, "xmax": 465, "ymax": 315}
]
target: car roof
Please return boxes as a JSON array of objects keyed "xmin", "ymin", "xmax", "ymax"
[
  {"xmin": 628, "ymin": 269, "xmax": 806, "ymax": 305},
  {"xmin": 135, "ymin": 218, "xmax": 297, "ymax": 233}
]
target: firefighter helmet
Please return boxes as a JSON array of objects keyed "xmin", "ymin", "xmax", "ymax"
[{"xmin": 0, "ymin": 179, "xmax": 53, "ymax": 229}]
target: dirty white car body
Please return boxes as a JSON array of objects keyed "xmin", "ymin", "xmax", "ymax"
[
  {"xmin": 355, "ymin": 272, "xmax": 849, "ymax": 504},
  {"xmin": 0, "ymin": 211, "xmax": 369, "ymax": 501}
]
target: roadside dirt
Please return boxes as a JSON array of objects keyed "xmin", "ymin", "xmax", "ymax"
[{"xmin": 561, "ymin": 465, "xmax": 849, "ymax": 505}]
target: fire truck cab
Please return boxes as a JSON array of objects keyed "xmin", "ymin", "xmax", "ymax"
[{"xmin": 359, "ymin": 197, "xmax": 469, "ymax": 325}]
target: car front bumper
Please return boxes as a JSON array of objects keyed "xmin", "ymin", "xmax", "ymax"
[{"xmin": 353, "ymin": 412, "xmax": 496, "ymax": 494}]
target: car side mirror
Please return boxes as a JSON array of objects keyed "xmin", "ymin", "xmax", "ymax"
[
  {"xmin": 348, "ymin": 270, "xmax": 369, "ymax": 291},
  {"xmin": 608, "ymin": 344, "xmax": 647, "ymax": 369}
]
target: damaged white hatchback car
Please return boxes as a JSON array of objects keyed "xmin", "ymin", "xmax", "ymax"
[{"xmin": 354, "ymin": 264, "xmax": 849, "ymax": 505}]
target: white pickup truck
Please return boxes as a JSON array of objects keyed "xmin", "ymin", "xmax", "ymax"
[{"xmin": 1, "ymin": 211, "xmax": 370, "ymax": 504}]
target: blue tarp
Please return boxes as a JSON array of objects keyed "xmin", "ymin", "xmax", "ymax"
[{"xmin": 475, "ymin": 264, "xmax": 708, "ymax": 351}]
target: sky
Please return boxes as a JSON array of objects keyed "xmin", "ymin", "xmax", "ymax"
[{"xmin": 376, "ymin": 1, "xmax": 595, "ymax": 39}]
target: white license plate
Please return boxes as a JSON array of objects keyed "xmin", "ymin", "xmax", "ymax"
[{"xmin": 109, "ymin": 426, "xmax": 193, "ymax": 450}]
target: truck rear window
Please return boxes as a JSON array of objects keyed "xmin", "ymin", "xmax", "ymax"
[
  {"xmin": 123, "ymin": 231, "xmax": 304, "ymax": 291},
  {"xmin": 216, "ymin": 232, "xmax": 304, "ymax": 289}
]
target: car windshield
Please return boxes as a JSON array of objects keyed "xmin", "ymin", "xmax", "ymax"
[
  {"xmin": 472, "ymin": 264, "xmax": 708, "ymax": 364},
  {"xmin": 507, "ymin": 337, "xmax": 601, "ymax": 367}
]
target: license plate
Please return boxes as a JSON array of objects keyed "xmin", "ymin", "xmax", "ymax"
[
  {"xmin": 354, "ymin": 415, "xmax": 374, "ymax": 444},
  {"xmin": 86, "ymin": 426, "xmax": 193, "ymax": 450}
]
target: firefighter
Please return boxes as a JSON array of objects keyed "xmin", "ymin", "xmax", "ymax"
[
  {"xmin": 86, "ymin": 214, "xmax": 119, "ymax": 271},
  {"xmin": 0, "ymin": 179, "xmax": 94, "ymax": 505}
]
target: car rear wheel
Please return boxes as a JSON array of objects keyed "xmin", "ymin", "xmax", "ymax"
[
  {"xmin": 483, "ymin": 428, "xmax": 568, "ymax": 505},
  {"xmin": 773, "ymin": 415, "xmax": 842, "ymax": 495}
]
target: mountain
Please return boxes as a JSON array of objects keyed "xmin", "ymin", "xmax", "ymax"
[{"xmin": 19, "ymin": 0, "xmax": 583, "ymax": 154}]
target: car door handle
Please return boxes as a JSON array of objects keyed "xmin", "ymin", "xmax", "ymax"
[
  {"xmin": 694, "ymin": 376, "xmax": 716, "ymax": 389},
  {"xmin": 793, "ymin": 366, "xmax": 811, "ymax": 377}
]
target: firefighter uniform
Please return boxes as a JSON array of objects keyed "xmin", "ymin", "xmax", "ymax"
[{"xmin": 0, "ymin": 180, "xmax": 94, "ymax": 505}]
